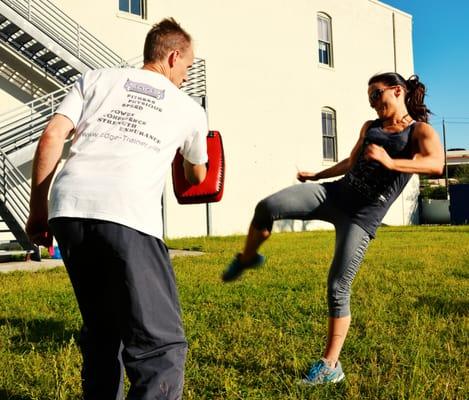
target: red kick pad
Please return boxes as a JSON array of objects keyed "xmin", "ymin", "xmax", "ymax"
[{"xmin": 172, "ymin": 131, "xmax": 225, "ymax": 204}]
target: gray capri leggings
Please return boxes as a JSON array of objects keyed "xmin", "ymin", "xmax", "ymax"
[{"xmin": 252, "ymin": 183, "xmax": 371, "ymax": 318}]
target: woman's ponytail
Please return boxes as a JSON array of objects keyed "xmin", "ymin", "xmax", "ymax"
[{"xmin": 405, "ymin": 75, "xmax": 431, "ymax": 123}]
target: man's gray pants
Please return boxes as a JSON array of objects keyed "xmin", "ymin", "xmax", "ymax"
[{"xmin": 50, "ymin": 218, "xmax": 187, "ymax": 400}]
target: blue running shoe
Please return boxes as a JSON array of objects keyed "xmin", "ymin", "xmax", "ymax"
[
  {"xmin": 299, "ymin": 359, "xmax": 345, "ymax": 386},
  {"xmin": 222, "ymin": 253, "xmax": 265, "ymax": 282}
]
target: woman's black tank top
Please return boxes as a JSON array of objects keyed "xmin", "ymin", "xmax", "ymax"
[{"xmin": 325, "ymin": 119, "xmax": 416, "ymax": 237}]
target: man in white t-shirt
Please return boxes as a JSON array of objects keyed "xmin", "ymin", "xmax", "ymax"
[{"xmin": 26, "ymin": 18, "xmax": 207, "ymax": 400}]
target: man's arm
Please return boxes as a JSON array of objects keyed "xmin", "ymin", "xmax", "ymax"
[
  {"xmin": 183, "ymin": 159, "xmax": 207, "ymax": 185},
  {"xmin": 26, "ymin": 114, "xmax": 74, "ymax": 246},
  {"xmin": 364, "ymin": 122, "xmax": 444, "ymax": 175},
  {"xmin": 297, "ymin": 121, "xmax": 372, "ymax": 182}
]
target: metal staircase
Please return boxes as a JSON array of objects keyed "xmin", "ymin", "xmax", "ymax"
[
  {"xmin": 0, "ymin": 0, "xmax": 207, "ymax": 260},
  {"xmin": 0, "ymin": 0, "xmax": 127, "ymax": 86}
]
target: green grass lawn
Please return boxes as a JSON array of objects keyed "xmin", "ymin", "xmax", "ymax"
[{"xmin": 0, "ymin": 226, "xmax": 468, "ymax": 399}]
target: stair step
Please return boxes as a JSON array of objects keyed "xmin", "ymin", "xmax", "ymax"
[
  {"xmin": 0, "ymin": 15, "xmax": 7, "ymax": 25},
  {"xmin": 0, "ymin": 202, "xmax": 38, "ymax": 257},
  {"xmin": 0, "ymin": 241, "xmax": 21, "ymax": 251},
  {"xmin": 37, "ymin": 51, "xmax": 56, "ymax": 64},
  {"xmin": 0, "ymin": 23, "xmax": 20, "ymax": 38},
  {"xmin": 13, "ymin": 32, "xmax": 33, "ymax": 47},
  {"xmin": 61, "ymin": 67, "xmax": 80, "ymax": 80},
  {"xmin": 49, "ymin": 59, "xmax": 68, "ymax": 71},
  {"xmin": 0, "ymin": 250, "xmax": 28, "ymax": 263},
  {"xmin": 0, "ymin": 24, "xmax": 20, "ymax": 39},
  {"xmin": 25, "ymin": 42, "xmax": 44, "ymax": 55}
]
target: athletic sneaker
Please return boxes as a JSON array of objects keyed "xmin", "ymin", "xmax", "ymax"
[
  {"xmin": 221, "ymin": 253, "xmax": 265, "ymax": 282},
  {"xmin": 298, "ymin": 358, "xmax": 345, "ymax": 386}
]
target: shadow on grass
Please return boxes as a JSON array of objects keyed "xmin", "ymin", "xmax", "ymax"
[
  {"xmin": 0, "ymin": 317, "xmax": 78, "ymax": 353},
  {"xmin": 0, "ymin": 389, "xmax": 32, "ymax": 400},
  {"xmin": 416, "ymin": 296, "xmax": 469, "ymax": 317},
  {"xmin": 451, "ymin": 269, "xmax": 469, "ymax": 280}
]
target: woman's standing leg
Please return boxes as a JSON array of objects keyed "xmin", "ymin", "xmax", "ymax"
[
  {"xmin": 301, "ymin": 222, "xmax": 371, "ymax": 385},
  {"xmin": 323, "ymin": 316, "xmax": 351, "ymax": 367},
  {"xmin": 325, "ymin": 222, "xmax": 370, "ymax": 362}
]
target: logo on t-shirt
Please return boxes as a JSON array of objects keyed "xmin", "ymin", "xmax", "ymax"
[{"xmin": 124, "ymin": 79, "xmax": 165, "ymax": 100}]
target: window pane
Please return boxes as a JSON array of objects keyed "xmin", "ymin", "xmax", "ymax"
[
  {"xmin": 317, "ymin": 17, "xmax": 330, "ymax": 42},
  {"xmin": 323, "ymin": 137, "xmax": 333, "ymax": 159},
  {"xmin": 318, "ymin": 41, "xmax": 329, "ymax": 65},
  {"xmin": 322, "ymin": 112, "xmax": 335, "ymax": 136},
  {"xmin": 119, "ymin": 0, "xmax": 129, "ymax": 12},
  {"xmin": 130, "ymin": 0, "xmax": 141, "ymax": 15},
  {"xmin": 326, "ymin": 115, "xmax": 333, "ymax": 135}
]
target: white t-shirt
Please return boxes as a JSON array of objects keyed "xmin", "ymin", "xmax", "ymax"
[{"xmin": 49, "ymin": 68, "xmax": 208, "ymax": 239}]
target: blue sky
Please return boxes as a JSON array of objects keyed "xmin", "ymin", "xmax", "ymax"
[{"xmin": 383, "ymin": 0, "xmax": 469, "ymax": 149}]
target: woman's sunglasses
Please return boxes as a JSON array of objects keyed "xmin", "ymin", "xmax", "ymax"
[{"xmin": 368, "ymin": 86, "xmax": 397, "ymax": 105}]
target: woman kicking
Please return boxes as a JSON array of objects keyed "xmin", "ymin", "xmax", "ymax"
[{"xmin": 222, "ymin": 72, "xmax": 444, "ymax": 385}]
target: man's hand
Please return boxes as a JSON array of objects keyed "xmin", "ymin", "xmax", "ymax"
[
  {"xmin": 26, "ymin": 213, "xmax": 52, "ymax": 247},
  {"xmin": 364, "ymin": 144, "xmax": 395, "ymax": 170},
  {"xmin": 297, "ymin": 171, "xmax": 319, "ymax": 182},
  {"xmin": 183, "ymin": 159, "xmax": 207, "ymax": 185}
]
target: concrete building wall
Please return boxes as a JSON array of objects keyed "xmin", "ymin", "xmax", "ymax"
[{"xmin": 0, "ymin": 0, "xmax": 419, "ymax": 239}]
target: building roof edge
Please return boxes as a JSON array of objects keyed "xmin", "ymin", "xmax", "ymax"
[{"xmin": 368, "ymin": 0, "xmax": 413, "ymax": 19}]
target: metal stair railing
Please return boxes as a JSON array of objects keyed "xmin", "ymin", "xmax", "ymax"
[
  {"xmin": 0, "ymin": 148, "xmax": 30, "ymax": 232},
  {"xmin": 0, "ymin": 85, "xmax": 68, "ymax": 154},
  {"xmin": 0, "ymin": 57, "xmax": 206, "ymax": 155},
  {"xmin": 1, "ymin": 0, "xmax": 127, "ymax": 69},
  {"xmin": 182, "ymin": 58, "xmax": 206, "ymax": 98}
]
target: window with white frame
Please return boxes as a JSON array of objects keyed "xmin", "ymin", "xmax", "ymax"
[
  {"xmin": 119, "ymin": 0, "xmax": 146, "ymax": 19},
  {"xmin": 321, "ymin": 108, "xmax": 337, "ymax": 161},
  {"xmin": 317, "ymin": 13, "xmax": 333, "ymax": 66}
]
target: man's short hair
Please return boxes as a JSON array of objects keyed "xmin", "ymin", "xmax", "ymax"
[{"xmin": 143, "ymin": 18, "xmax": 192, "ymax": 63}]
